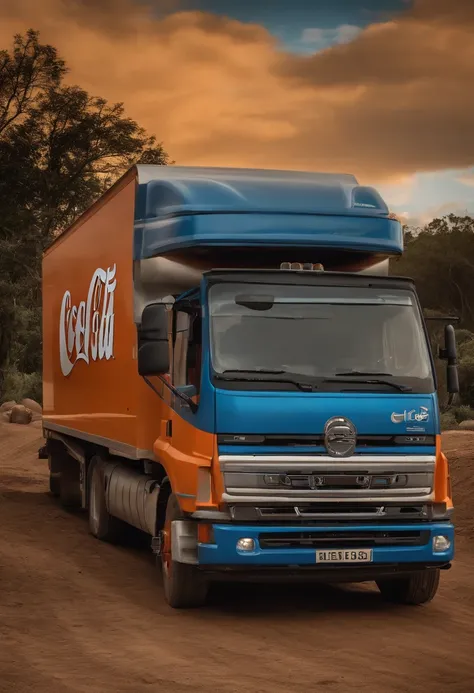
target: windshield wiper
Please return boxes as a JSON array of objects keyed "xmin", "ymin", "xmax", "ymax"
[
  {"xmin": 327, "ymin": 372, "xmax": 412, "ymax": 393},
  {"xmin": 336, "ymin": 370, "xmax": 394, "ymax": 377},
  {"xmin": 222, "ymin": 368, "xmax": 287, "ymax": 375},
  {"xmin": 215, "ymin": 369, "xmax": 315, "ymax": 392}
]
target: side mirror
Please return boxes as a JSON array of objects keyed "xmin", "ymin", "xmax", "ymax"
[
  {"xmin": 439, "ymin": 324, "xmax": 459, "ymax": 395},
  {"xmin": 137, "ymin": 303, "xmax": 170, "ymax": 377}
]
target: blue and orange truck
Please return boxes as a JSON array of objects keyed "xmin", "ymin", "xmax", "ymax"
[{"xmin": 42, "ymin": 166, "xmax": 457, "ymax": 608}]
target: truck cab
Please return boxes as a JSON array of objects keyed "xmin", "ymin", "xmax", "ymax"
[{"xmin": 133, "ymin": 167, "xmax": 455, "ymax": 607}]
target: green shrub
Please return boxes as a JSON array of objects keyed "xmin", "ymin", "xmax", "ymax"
[
  {"xmin": 459, "ymin": 339, "xmax": 474, "ymax": 360},
  {"xmin": 440, "ymin": 411, "xmax": 457, "ymax": 431},
  {"xmin": 453, "ymin": 404, "xmax": 474, "ymax": 423},
  {"xmin": 0, "ymin": 367, "xmax": 42, "ymax": 405},
  {"xmin": 455, "ymin": 329, "xmax": 474, "ymax": 346}
]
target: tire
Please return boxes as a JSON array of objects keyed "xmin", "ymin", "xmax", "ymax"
[
  {"xmin": 59, "ymin": 452, "xmax": 82, "ymax": 509},
  {"xmin": 160, "ymin": 494, "xmax": 208, "ymax": 609},
  {"xmin": 88, "ymin": 457, "xmax": 124, "ymax": 543},
  {"xmin": 48, "ymin": 440, "xmax": 63, "ymax": 498},
  {"xmin": 377, "ymin": 568, "xmax": 440, "ymax": 605},
  {"xmin": 48, "ymin": 454, "xmax": 61, "ymax": 497}
]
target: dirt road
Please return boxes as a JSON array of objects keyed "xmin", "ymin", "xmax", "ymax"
[{"xmin": 1, "ymin": 423, "xmax": 473, "ymax": 693}]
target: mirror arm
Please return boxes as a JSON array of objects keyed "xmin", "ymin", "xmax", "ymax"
[{"xmin": 143, "ymin": 375, "xmax": 198, "ymax": 414}]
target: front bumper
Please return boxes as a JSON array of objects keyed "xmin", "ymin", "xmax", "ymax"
[{"xmin": 197, "ymin": 522, "xmax": 454, "ymax": 569}]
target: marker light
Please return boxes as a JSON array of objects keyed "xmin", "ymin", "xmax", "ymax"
[
  {"xmin": 236, "ymin": 537, "xmax": 256, "ymax": 552},
  {"xmin": 279, "ymin": 262, "xmax": 325, "ymax": 271},
  {"xmin": 433, "ymin": 535, "xmax": 451, "ymax": 552}
]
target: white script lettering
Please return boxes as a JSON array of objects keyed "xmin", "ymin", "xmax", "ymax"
[{"xmin": 59, "ymin": 265, "xmax": 117, "ymax": 376}]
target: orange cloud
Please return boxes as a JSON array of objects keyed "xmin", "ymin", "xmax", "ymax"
[{"xmin": 0, "ymin": 0, "xmax": 473, "ymax": 182}]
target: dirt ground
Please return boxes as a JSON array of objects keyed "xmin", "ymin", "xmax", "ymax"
[{"xmin": 1, "ymin": 423, "xmax": 473, "ymax": 693}]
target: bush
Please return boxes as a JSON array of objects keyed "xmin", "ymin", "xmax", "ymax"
[
  {"xmin": 0, "ymin": 367, "xmax": 42, "ymax": 405},
  {"xmin": 440, "ymin": 411, "xmax": 457, "ymax": 431},
  {"xmin": 455, "ymin": 329, "xmax": 474, "ymax": 347},
  {"xmin": 453, "ymin": 404, "xmax": 474, "ymax": 423}
]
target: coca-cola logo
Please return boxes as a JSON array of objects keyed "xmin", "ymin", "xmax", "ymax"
[{"xmin": 59, "ymin": 265, "xmax": 117, "ymax": 377}]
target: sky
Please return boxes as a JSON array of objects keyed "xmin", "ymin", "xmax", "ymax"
[{"xmin": 1, "ymin": 0, "xmax": 473, "ymax": 225}]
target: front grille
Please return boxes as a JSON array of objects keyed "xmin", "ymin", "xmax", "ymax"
[
  {"xmin": 229, "ymin": 503, "xmax": 429, "ymax": 523},
  {"xmin": 259, "ymin": 529, "xmax": 430, "ymax": 549},
  {"xmin": 218, "ymin": 433, "xmax": 436, "ymax": 448},
  {"xmin": 257, "ymin": 472, "xmax": 413, "ymax": 491},
  {"xmin": 220, "ymin": 453, "xmax": 435, "ymax": 505},
  {"xmin": 259, "ymin": 504, "xmax": 386, "ymax": 518}
]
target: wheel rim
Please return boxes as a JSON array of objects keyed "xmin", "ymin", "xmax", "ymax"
[
  {"xmin": 89, "ymin": 469, "xmax": 100, "ymax": 535},
  {"xmin": 161, "ymin": 521, "xmax": 172, "ymax": 583}
]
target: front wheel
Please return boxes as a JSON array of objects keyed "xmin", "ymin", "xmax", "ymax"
[
  {"xmin": 376, "ymin": 568, "xmax": 440, "ymax": 605},
  {"xmin": 160, "ymin": 494, "xmax": 208, "ymax": 609}
]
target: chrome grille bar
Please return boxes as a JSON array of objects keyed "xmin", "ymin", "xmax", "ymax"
[
  {"xmin": 219, "ymin": 454, "xmax": 436, "ymax": 505},
  {"xmin": 219, "ymin": 454, "xmax": 435, "ymax": 472}
]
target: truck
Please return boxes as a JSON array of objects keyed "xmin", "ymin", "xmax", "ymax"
[{"xmin": 42, "ymin": 165, "xmax": 458, "ymax": 608}]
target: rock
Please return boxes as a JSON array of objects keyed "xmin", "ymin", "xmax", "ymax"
[
  {"xmin": 31, "ymin": 412, "xmax": 43, "ymax": 423},
  {"xmin": 21, "ymin": 398, "xmax": 42, "ymax": 414},
  {"xmin": 458, "ymin": 419, "xmax": 474, "ymax": 431},
  {"xmin": 0, "ymin": 411, "xmax": 11, "ymax": 423},
  {"xmin": 9, "ymin": 404, "xmax": 33, "ymax": 425},
  {"xmin": 0, "ymin": 400, "xmax": 16, "ymax": 413}
]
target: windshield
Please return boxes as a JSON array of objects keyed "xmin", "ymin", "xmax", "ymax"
[{"xmin": 208, "ymin": 281, "xmax": 434, "ymax": 393}]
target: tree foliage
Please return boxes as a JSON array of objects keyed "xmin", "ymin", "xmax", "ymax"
[
  {"xmin": 391, "ymin": 213, "xmax": 474, "ymax": 416},
  {"xmin": 0, "ymin": 29, "xmax": 65, "ymax": 137},
  {"xmin": 0, "ymin": 30, "xmax": 171, "ymax": 398},
  {"xmin": 392, "ymin": 214, "xmax": 474, "ymax": 329}
]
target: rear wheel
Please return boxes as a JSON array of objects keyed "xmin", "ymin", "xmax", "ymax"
[
  {"xmin": 376, "ymin": 568, "xmax": 440, "ymax": 605},
  {"xmin": 88, "ymin": 457, "xmax": 124, "ymax": 543},
  {"xmin": 160, "ymin": 494, "xmax": 208, "ymax": 609},
  {"xmin": 59, "ymin": 452, "xmax": 82, "ymax": 509},
  {"xmin": 47, "ymin": 440, "xmax": 63, "ymax": 498},
  {"xmin": 48, "ymin": 453, "xmax": 61, "ymax": 497}
]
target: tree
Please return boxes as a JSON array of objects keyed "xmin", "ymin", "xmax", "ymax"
[
  {"xmin": 0, "ymin": 30, "xmax": 171, "ymax": 398},
  {"xmin": 9, "ymin": 84, "xmax": 169, "ymax": 239},
  {"xmin": 0, "ymin": 30, "xmax": 66, "ymax": 137},
  {"xmin": 391, "ymin": 214, "xmax": 474, "ymax": 415},
  {"xmin": 391, "ymin": 214, "xmax": 474, "ymax": 329}
]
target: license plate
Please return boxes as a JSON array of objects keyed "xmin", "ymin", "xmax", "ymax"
[{"xmin": 316, "ymin": 549, "xmax": 373, "ymax": 564}]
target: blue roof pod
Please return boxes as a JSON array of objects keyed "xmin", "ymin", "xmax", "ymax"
[{"xmin": 133, "ymin": 166, "xmax": 402, "ymax": 260}]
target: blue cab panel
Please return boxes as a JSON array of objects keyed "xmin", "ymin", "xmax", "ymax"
[
  {"xmin": 215, "ymin": 391, "xmax": 439, "ymax": 437},
  {"xmin": 198, "ymin": 522, "xmax": 454, "ymax": 567},
  {"xmin": 133, "ymin": 166, "xmax": 403, "ymax": 259}
]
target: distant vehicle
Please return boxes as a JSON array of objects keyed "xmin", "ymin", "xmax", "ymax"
[{"xmin": 42, "ymin": 166, "xmax": 457, "ymax": 608}]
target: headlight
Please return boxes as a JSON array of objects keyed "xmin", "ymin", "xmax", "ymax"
[
  {"xmin": 433, "ymin": 535, "xmax": 451, "ymax": 552},
  {"xmin": 236, "ymin": 537, "xmax": 256, "ymax": 552}
]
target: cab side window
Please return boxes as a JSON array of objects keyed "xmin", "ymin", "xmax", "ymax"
[
  {"xmin": 173, "ymin": 311, "xmax": 190, "ymax": 386},
  {"xmin": 187, "ymin": 314, "xmax": 202, "ymax": 396},
  {"xmin": 172, "ymin": 309, "xmax": 202, "ymax": 399}
]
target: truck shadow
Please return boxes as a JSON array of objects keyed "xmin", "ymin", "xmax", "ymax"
[
  {"xmin": 0, "ymin": 487, "xmax": 424, "ymax": 618},
  {"xmin": 205, "ymin": 580, "xmax": 387, "ymax": 616}
]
